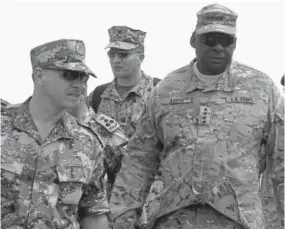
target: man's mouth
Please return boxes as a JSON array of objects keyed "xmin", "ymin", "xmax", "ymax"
[{"xmin": 113, "ymin": 66, "xmax": 123, "ymax": 71}]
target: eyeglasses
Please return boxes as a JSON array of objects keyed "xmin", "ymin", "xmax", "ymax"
[
  {"xmin": 200, "ymin": 33, "xmax": 236, "ymax": 47},
  {"xmin": 62, "ymin": 70, "xmax": 89, "ymax": 82},
  {"xmin": 107, "ymin": 50, "xmax": 136, "ymax": 59}
]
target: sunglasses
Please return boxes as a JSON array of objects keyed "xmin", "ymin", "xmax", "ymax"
[
  {"xmin": 62, "ymin": 70, "xmax": 89, "ymax": 82},
  {"xmin": 200, "ymin": 33, "xmax": 236, "ymax": 47},
  {"xmin": 107, "ymin": 50, "xmax": 136, "ymax": 59}
]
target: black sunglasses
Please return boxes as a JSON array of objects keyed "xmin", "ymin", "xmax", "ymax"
[
  {"xmin": 62, "ymin": 70, "xmax": 89, "ymax": 82},
  {"xmin": 200, "ymin": 33, "xmax": 236, "ymax": 47},
  {"xmin": 107, "ymin": 50, "xmax": 136, "ymax": 59}
]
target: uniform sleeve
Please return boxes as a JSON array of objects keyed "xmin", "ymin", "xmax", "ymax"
[
  {"xmin": 78, "ymin": 149, "xmax": 109, "ymax": 219},
  {"xmin": 109, "ymin": 91, "xmax": 162, "ymax": 229},
  {"xmin": 265, "ymin": 84, "xmax": 284, "ymax": 225}
]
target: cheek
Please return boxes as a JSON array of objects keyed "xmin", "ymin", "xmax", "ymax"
[
  {"xmin": 124, "ymin": 58, "xmax": 137, "ymax": 70},
  {"xmin": 225, "ymin": 45, "xmax": 235, "ymax": 56},
  {"xmin": 46, "ymin": 80, "xmax": 67, "ymax": 96},
  {"xmin": 196, "ymin": 44, "xmax": 211, "ymax": 59}
]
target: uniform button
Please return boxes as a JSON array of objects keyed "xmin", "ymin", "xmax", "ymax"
[
  {"xmin": 110, "ymin": 120, "xmax": 114, "ymax": 123},
  {"xmin": 106, "ymin": 123, "xmax": 110, "ymax": 126},
  {"xmin": 104, "ymin": 119, "xmax": 108, "ymax": 122}
]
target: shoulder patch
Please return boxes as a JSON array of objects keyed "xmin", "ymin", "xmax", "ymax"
[{"xmin": 95, "ymin": 114, "xmax": 120, "ymax": 133}]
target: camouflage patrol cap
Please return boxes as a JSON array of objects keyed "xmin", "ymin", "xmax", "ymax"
[
  {"xmin": 195, "ymin": 4, "xmax": 238, "ymax": 35},
  {"xmin": 30, "ymin": 39, "xmax": 96, "ymax": 77},
  {"xmin": 105, "ymin": 26, "xmax": 146, "ymax": 51}
]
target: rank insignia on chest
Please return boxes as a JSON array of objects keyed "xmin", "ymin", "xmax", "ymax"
[
  {"xmin": 198, "ymin": 106, "xmax": 212, "ymax": 125},
  {"xmin": 95, "ymin": 114, "xmax": 120, "ymax": 133}
]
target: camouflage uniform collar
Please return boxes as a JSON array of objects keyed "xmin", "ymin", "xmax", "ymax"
[
  {"xmin": 101, "ymin": 71, "xmax": 152, "ymax": 100},
  {"xmin": 76, "ymin": 107, "xmax": 95, "ymax": 128},
  {"xmin": 185, "ymin": 58, "xmax": 236, "ymax": 93},
  {"xmin": 13, "ymin": 98, "xmax": 74, "ymax": 144}
]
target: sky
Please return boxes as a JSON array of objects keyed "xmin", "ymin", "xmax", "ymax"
[{"xmin": 1, "ymin": 0, "xmax": 284, "ymax": 103}]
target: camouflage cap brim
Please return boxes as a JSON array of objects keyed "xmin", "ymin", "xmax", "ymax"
[
  {"xmin": 196, "ymin": 24, "xmax": 236, "ymax": 35},
  {"xmin": 105, "ymin": 41, "xmax": 139, "ymax": 50},
  {"xmin": 52, "ymin": 61, "xmax": 97, "ymax": 78}
]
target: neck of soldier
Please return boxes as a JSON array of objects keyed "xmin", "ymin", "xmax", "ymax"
[
  {"xmin": 68, "ymin": 100, "xmax": 89, "ymax": 119},
  {"xmin": 29, "ymin": 90, "xmax": 65, "ymax": 128},
  {"xmin": 197, "ymin": 61, "xmax": 229, "ymax": 75},
  {"xmin": 116, "ymin": 68, "xmax": 142, "ymax": 86}
]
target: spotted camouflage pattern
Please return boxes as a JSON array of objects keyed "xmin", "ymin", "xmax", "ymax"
[
  {"xmin": 105, "ymin": 26, "xmax": 146, "ymax": 50},
  {"xmin": 74, "ymin": 108, "xmax": 129, "ymax": 200},
  {"xmin": 1, "ymin": 101, "xmax": 108, "ymax": 229},
  {"xmin": 195, "ymin": 3, "xmax": 238, "ymax": 35},
  {"xmin": 109, "ymin": 59, "xmax": 284, "ymax": 229},
  {"xmin": 89, "ymin": 73, "xmax": 157, "ymax": 139},
  {"xmin": 30, "ymin": 39, "xmax": 96, "ymax": 77}
]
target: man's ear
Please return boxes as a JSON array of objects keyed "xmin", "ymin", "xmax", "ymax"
[
  {"xmin": 33, "ymin": 68, "xmax": 45, "ymax": 86},
  {"xmin": 138, "ymin": 53, "xmax": 145, "ymax": 64},
  {"xmin": 233, "ymin": 37, "xmax": 237, "ymax": 50},
  {"xmin": 190, "ymin": 31, "xmax": 197, "ymax": 48}
]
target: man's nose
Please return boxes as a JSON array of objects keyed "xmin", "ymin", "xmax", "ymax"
[
  {"xmin": 112, "ymin": 53, "xmax": 122, "ymax": 63},
  {"xmin": 212, "ymin": 42, "xmax": 224, "ymax": 51}
]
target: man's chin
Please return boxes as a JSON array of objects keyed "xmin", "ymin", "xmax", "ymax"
[
  {"xmin": 113, "ymin": 72, "xmax": 129, "ymax": 79},
  {"xmin": 62, "ymin": 97, "xmax": 81, "ymax": 109}
]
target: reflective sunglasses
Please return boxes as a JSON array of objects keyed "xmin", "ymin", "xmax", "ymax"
[
  {"xmin": 200, "ymin": 33, "xmax": 236, "ymax": 47},
  {"xmin": 62, "ymin": 70, "xmax": 89, "ymax": 82}
]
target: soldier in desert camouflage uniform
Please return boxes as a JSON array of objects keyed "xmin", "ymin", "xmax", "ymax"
[
  {"xmin": 109, "ymin": 4, "xmax": 284, "ymax": 229},
  {"xmin": 66, "ymin": 85, "xmax": 129, "ymax": 201},
  {"xmin": 1, "ymin": 39, "xmax": 109, "ymax": 229}
]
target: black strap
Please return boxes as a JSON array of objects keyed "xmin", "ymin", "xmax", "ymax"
[
  {"xmin": 90, "ymin": 82, "xmax": 111, "ymax": 113},
  {"xmin": 90, "ymin": 77, "xmax": 161, "ymax": 113}
]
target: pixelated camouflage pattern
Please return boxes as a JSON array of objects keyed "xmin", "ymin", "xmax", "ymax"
[
  {"xmin": 90, "ymin": 73, "xmax": 157, "ymax": 139},
  {"xmin": 1, "ymin": 100, "xmax": 108, "ymax": 229},
  {"xmin": 30, "ymin": 39, "xmax": 96, "ymax": 77},
  {"xmin": 105, "ymin": 26, "xmax": 146, "ymax": 50},
  {"xmin": 74, "ymin": 108, "xmax": 129, "ymax": 200},
  {"xmin": 109, "ymin": 59, "xmax": 284, "ymax": 229},
  {"xmin": 196, "ymin": 4, "xmax": 238, "ymax": 35}
]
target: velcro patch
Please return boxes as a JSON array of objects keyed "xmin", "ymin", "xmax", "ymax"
[{"xmin": 95, "ymin": 114, "xmax": 120, "ymax": 133}]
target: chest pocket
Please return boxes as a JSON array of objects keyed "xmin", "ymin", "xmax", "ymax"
[
  {"xmin": 56, "ymin": 155, "xmax": 89, "ymax": 205},
  {"xmin": 214, "ymin": 94, "xmax": 266, "ymax": 142},
  {"xmin": 1, "ymin": 152, "xmax": 23, "ymax": 208},
  {"xmin": 1, "ymin": 152, "xmax": 23, "ymax": 180}
]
